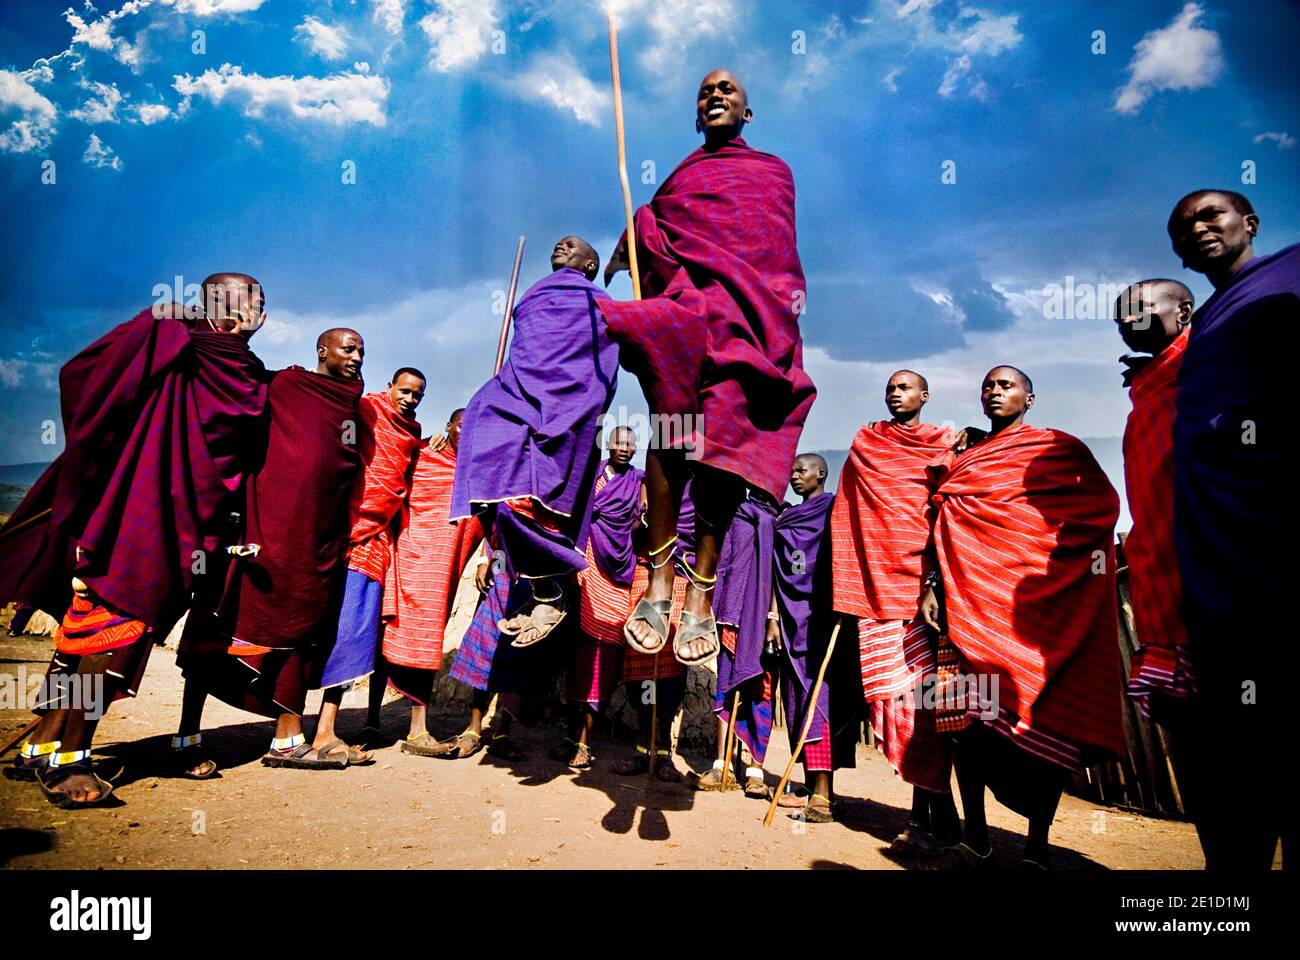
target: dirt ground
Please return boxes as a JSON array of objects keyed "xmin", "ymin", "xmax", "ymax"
[{"xmin": 0, "ymin": 633, "xmax": 1207, "ymax": 871}]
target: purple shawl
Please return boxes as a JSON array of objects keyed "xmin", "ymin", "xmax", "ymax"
[
  {"xmin": 1175, "ymin": 242, "xmax": 1298, "ymax": 696},
  {"xmin": 451, "ymin": 267, "xmax": 618, "ymax": 521},
  {"xmin": 586, "ymin": 460, "xmax": 644, "ymax": 586},
  {"xmin": 0, "ymin": 309, "xmax": 267, "ymax": 630},
  {"xmin": 713, "ymin": 493, "xmax": 779, "ymax": 699},
  {"xmin": 774, "ymin": 492, "xmax": 836, "ymax": 735}
]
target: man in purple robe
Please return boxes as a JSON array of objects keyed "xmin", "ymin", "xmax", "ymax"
[
  {"xmin": 440, "ymin": 236, "xmax": 617, "ymax": 759},
  {"xmin": 451, "ymin": 235, "xmax": 618, "ymax": 652},
  {"xmin": 1, "ymin": 274, "xmax": 269, "ymax": 806},
  {"xmin": 1166, "ymin": 189, "xmax": 1296, "ymax": 869},
  {"xmin": 770, "ymin": 454, "xmax": 857, "ymax": 823}
]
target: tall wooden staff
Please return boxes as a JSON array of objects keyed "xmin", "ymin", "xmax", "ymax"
[
  {"xmin": 606, "ymin": 8, "xmax": 657, "ymax": 781},
  {"xmin": 494, "ymin": 236, "xmax": 527, "ymax": 375},
  {"xmin": 763, "ymin": 617, "xmax": 843, "ymax": 826}
]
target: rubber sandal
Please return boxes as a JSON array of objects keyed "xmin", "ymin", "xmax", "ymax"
[
  {"xmin": 262, "ymin": 740, "xmax": 346, "ymax": 770},
  {"xmin": 923, "ymin": 842, "xmax": 994, "ymax": 870},
  {"xmin": 4, "ymin": 753, "xmax": 50, "ymax": 782},
  {"xmin": 510, "ymin": 599, "xmax": 567, "ymax": 649},
  {"xmin": 672, "ymin": 611, "xmax": 719, "ymax": 666},
  {"xmin": 37, "ymin": 758, "xmax": 116, "ymax": 809},
  {"xmin": 743, "ymin": 775, "xmax": 771, "ymax": 799},
  {"xmin": 399, "ymin": 732, "xmax": 447, "ymax": 758},
  {"xmin": 624, "ymin": 598, "xmax": 672, "ymax": 655},
  {"xmin": 435, "ymin": 729, "xmax": 482, "ymax": 759},
  {"xmin": 888, "ymin": 822, "xmax": 940, "ymax": 856},
  {"xmin": 569, "ymin": 742, "xmax": 594, "ymax": 769},
  {"xmin": 165, "ymin": 744, "xmax": 219, "ymax": 780},
  {"xmin": 794, "ymin": 793, "xmax": 834, "ymax": 824}
]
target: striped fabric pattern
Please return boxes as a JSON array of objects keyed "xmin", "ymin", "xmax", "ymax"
[
  {"xmin": 932, "ymin": 422, "xmax": 1123, "ymax": 767},
  {"xmin": 382, "ymin": 443, "xmax": 484, "ymax": 671},
  {"xmin": 1122, "ymin": 328, "xmax": 1195, "ymax": 713},
  {"xmin": 858, "ymin": 616, "xmax": 932, "ymax": 701},
  {"xmin": 346, "ymin": 392, "xmax": 423, "ymax": 583},
  {"xmin": 55, "ymin": 592, "xmax": 147, "ymax": 656},
  {"xmin": 569, "ymin": 631, "xmax": 624, "ymax": 707},
  {"xmin": 831, "ymin": 420, "xmax": 956, "ymax": 620}
]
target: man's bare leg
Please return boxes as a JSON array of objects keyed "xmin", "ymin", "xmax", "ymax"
[
  {"xmin": 676, "ymin": 466, "xmax": 743, "ymax": 660},
  {"xmin": 624, "ymin": 449, "xmax": 687, "ymax": 651},
  {"xmin": 310, "ymin": 687, "xmax": 370, "ymax": 762}
]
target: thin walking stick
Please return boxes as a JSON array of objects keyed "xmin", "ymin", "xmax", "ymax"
[
  {"xmin": 764, "ymin": 617, "xmax": 843, "ymax": 826},
  {"xmin": 720, "ymin": 688, "xmax": 740, "ymax": 789},
  {"xmin": 0, "ymin": 718, "xmax": 41, "ymax": 758},
  {"xmin": 493, "ymin": 236, "xmax": 526, "ymax": 375}
]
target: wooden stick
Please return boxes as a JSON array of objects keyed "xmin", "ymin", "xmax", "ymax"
[
  {"xmin": 764, "ymin": 617, "xmax": 843, "ymax": 827},
  {"xmin": 646, "ymin": 655, "xmax": 659, "ymax": 782},
  {"xmin": 0, "ymin": 717, "xmax": 41, "ymax": 758},
  {"xmin": 719, "ymin": 688, "xmax": 740, "ymax": 789},
  {"xmin": 493, "ymin": 236, "xmax": 527, "ymax": 375},
  {"xmin": 607, "ymin": 8, "xmax": 642, "ymax": 299},
  {"xmin": 0, "ymin": 507, "xmax": 52, "ymax": 545}
]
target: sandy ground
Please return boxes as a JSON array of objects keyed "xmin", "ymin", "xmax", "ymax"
[{"xmin": 0, "ymin": 634, "xmax": 1207, "ymax": 870}]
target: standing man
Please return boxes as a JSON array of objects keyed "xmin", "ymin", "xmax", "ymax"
[
  {"xmin": 174, "ymin": 328, "xmax": 365, "ymax": 771},
  {"xmin": 770, "ymin": 454, "xmax": 856, "ymax": 823},
  {"xmin": 1112, "ymin": 281, "xmax": 1194, "ymax": 716},
  {"xmin": 1166, "ymin": 189, "xmax": 1296, "ymax": 868},
  {"xmin": 555, "ymin": 426, "xmax": 643, "ymax": 768},
  {"xmin": 369, "ymin": 408, "xmax": 484, "ymax": 756},
  {"xmin": 308, "ymin": 365, "xmax": 425, "ymax": 765},
  {"xmin": 831, "ymin": 371, "xmax": 961, "ymax": 853},
  {"xmin": 921, "ymin": 367, "xmax": 1122, "ymax": 868},
  {"xmin": 2, "ymin": 275, "xmax": 268, "ymax": 804},
  {"xmin": 605, "ymin": 69, "xmax": 816, "ymax": 667}
]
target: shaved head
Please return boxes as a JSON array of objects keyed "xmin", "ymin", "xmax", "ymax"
[
  {"xmin": 891, "ymin": 369, "xmax": 929, "ymax": 392},
  {"xmin": 201, "ymin": 272, "xmax": 263, "ymax": 334},
  {"xmin": 551, "ymin": 235, "xmax": 601, "ymax": 281},
  {"xmin": 790, "ymin": 452, "xmax": 827, "ymax": 499},
  {"xmin": 1114, "ymin": 279, "xmax": 1193, "ymax": 354},
  {"xmin": 317, "ymin": 327, "xmax": 360, "ymax": 352},
  {"xmin": 697, "ymin": 69, "xmax": 752, "ymax": 145},
  {"xmin": 316, "ymin": 327, "xmax": 364, "ymax": 380},
  {"xmin": 885, "ymin": 369, "xmax": 930, "ymax": 423}
]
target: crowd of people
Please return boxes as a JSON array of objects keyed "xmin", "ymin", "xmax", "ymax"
[{"xmin": 0, "ymin": 68, "xmax": 1291, "ymax": 871}]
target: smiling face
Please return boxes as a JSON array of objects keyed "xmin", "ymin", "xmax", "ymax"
[
  {"xmin": 1168, "ymin": 191, "xmax": 1257, "ymax": 281},
  {"xmin": 885, "ymin": 370, "xmax": 929, "ymax": 421},
  {"xmin": 388, "ymin": 372, "xmax": 426, "ymax": 419},
  {"xmin": 981, "ymin": 366, "xmax": 1033, "ymax": 423},
  {"xmin": 607, "ymin": 426, "xmax": 637, "ymax": 467},
  {"xmin": 318, "ymin": 329, "xmax": 364, "ymax": 380},
  {"xmin": 696, "ymin": 70, "xmax": 751, "ymax": 143},
  {"xmin": 551, "ymin": 235, "xmax": 599, "ymax": 281}
]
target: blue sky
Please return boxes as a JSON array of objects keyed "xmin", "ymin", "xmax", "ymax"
[{"xmin": 2, "ymin": 0, "xmax": 1298, "ymax": 527}]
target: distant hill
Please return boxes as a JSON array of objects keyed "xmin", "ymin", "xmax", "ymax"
[
  {"xmin": 0, "ymin": 462, "xmax": 51, "ymax": 486},
  {"xmin": 1, "ymin": 483, "xmax": 31, "ymax": 518}
]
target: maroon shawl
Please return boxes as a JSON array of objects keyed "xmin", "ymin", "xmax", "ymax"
[
  {"xmin": 0, "ymin": 309, "xmax": 267, "ymax": 631},
  {"xmin": 224, "ymin": 367, "xmax": 363, "ymax": 648},
  {"xmin": 598, "ymin": 138, "xmax": 817, "ymax": 500}
]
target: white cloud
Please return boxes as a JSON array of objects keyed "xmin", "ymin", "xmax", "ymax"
[
  {"xmin": 69, "ymin": 80, "xmax": 124, "ymax": 124},
  {"xmin": 949, "ymin": 6, "xmax": 1022, "ymax": 56},
  {"xmin": 64, "ymin": 10, "xmax": 115, "ymax": 52},
  {"xmin": 1252, "ymin": 130, "xmax": 1295, "ymax": 150},
  {"xmin": 354, "ymin": 61, "xmax": 371, "ymax": 74},
  {"xmin": 882, "ymin": 66, "xmax": 903, "ymax": 93},
  {"xmin": 419, "ymin": 0, "xmax": 500, "ymax": 73},
  {"xmin": 132, "ymin": 102, "xmax": 173, "ymax": 124},
  {"xmin": 1115, "ymin": 2, "xmax": 1224, "ymax": 115},
  {"xmin": 937, "ymin": 55, "xmax": 970, "ymax": 97},
  {"xmin": 0, "ymin": 69, "xmax": 58, "ymax": 153},
  {"xmin": 607, "ymin": 0, "xmax": 740, "ymax": 74},
  {"xmin": 371, "ymin": 0, "xmax": 406, "ymax": 36},
  {"xmin": 160, "ymin": 0, "xmax": 269, "ymax": 14},
  {"xmin": 83, "ymin": 132, "xmax": 123, "ymax": 170},
  {"xmin": 508, "ymin": 52, "xmax": 609, "ymax": 126},
  {"xmin": 897, "ymin": 0, "xmax": 940, "ymax": 16},
  {"xmin": 173, "ymin": 64, "xmax": 390, "ymax": 127},
  {"xmin": 295, "ymin": 16, "xmax": 350, "ymax": 62}
]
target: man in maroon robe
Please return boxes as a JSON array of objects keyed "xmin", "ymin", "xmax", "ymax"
[
  {"xmin": 603, "ymin": 69, "xmax": 816, "ymax": 670},
  {"xmin": 1, "ymin": 274, "xmax": 269, "ymax": 806},
  {"xmin": 171, "ymin": 328, "xmax": 365, "ymax": 773}
]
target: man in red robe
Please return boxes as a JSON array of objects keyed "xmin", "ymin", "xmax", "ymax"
[
  {"xmin": 1113, "ymin": 280, "xmax": 1193, "ymax": 716},
  {"xmin": 365, "ymin": 408, "xmax": 483, "ymax": 757},
  {"xmin": 921, "ymin": 367, "xmax": 1122, "ymax": 868},
  {"xmin": 604, "ymin": 69, "xmax": 816, "ymax": 669},
  {"xmin": 2, "ymin": 274, "xmax": 268, "ymax": 806},
  {"xmin": 831, "ymin": 371, "xmax": 961, "ymax": 855}
]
